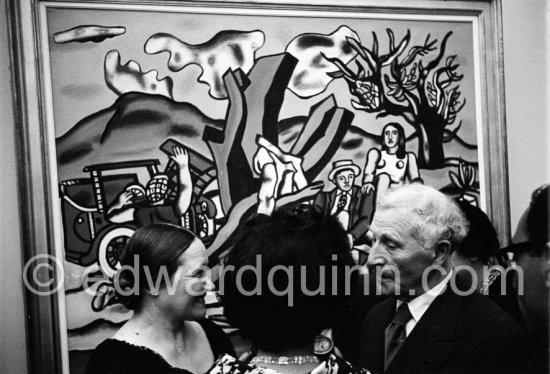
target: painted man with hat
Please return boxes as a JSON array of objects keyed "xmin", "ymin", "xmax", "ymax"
[{"xmin": 313, "ymin": 159, "xmax": 374, "ymax": 248}]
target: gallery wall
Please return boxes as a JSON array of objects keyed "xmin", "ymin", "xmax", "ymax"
[
  {"xmin": 0, "ymin": 0, "xmax": 28, "ymax": 372},
  {"xmin": 502, "ymin": 0, "xmax": 549, "ymax": 234},
  {"xmin": 0, "ymin": 0, "xmax": 547, "ymax": 373}
]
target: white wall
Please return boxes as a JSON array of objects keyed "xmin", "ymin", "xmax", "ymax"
[
  {"xmin": 0, "ymin": 1, "xmax": 546, "ymax": 373},
  {"xmin": 0, "ymin": 0, "xmax": 29, "ymax": 372},
  {"xmin": 502, "ymin": 0, "xmax": 549, "ymax": 234}
]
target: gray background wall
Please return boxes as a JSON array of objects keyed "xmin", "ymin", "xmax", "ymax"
[
  {"xmin": 1, "ymin": 0, "xmax": 28, "ymax": 371},
  {"xmin": 0, "ymin": 0, "xmax": 547, "ymax": 372}
]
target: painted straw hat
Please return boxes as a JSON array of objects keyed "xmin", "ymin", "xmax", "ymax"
[{"xmin": 328, "ymin": 159, "xmax": 361, "ymax": 181}]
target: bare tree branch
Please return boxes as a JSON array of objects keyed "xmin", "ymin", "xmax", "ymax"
[
  {"xmin": 372, "ymin": 31, "xmax": 379, "ymax": 57},
  {"xmin": 400, "ymin": 33, "xmax": 437, "ymax": 68},
  {"xmin": 381, "ymin": 29, "xmax": 410, "ymax": 66},
  {"xmin": 347, "ymin": 37, "xmax": 378, "ymax": 71},
  {"xmin": 425, "ymin": 31, "xmax": 453, "ymax": 72},
  {"xmin": 442, "ymin": 120, "xmax": 462, "ymax": 142}
]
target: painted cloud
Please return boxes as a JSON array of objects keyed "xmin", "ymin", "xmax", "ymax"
[
  {"xmin": 53, "ymin": 25, "xmax": 126, "ymax": 44},
  {"xmin": 145, "ymin": 30, "xmax": 265, "ymax": 99},
  {"xmin": 286, "ymin": 26, "xmax": 360, "ymax": 98},
  {"xmin": 104, "ymin": 50, "xmax": 173, "ymax": 99}
]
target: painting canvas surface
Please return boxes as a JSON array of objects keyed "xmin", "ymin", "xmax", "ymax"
[{"xmin": 41, "ymin": 3, "xmax": 482, "ymax": 367}]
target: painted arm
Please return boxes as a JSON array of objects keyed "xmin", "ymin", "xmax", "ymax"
[
  {"xmin": 171, "ymin": 146, "xmax": 193, "ymax": 217},
  {"xmin": 253, "ymin": 146, "xmax": 278, "ymax": 215},
  {"xmin": 312, "ymin": 191, "xmax": 328, "ymax": 216},
  {"xmin": 257, "ymin": 163, "xmax": 277, "ymax": 216},
  {"xmin": 106, "ymin": 190, "xmax": 135, "ymax": 223},
  {"xmin": 361, "ymin": 148, "xmax": 381, "ymax": 194},
  {"xmin": 349, "ymin": 189, "xmax": 375, "ymax": 243},
  {"xmin": 406, "ymin": 152, "xmax": 423, "ymax": 184}
]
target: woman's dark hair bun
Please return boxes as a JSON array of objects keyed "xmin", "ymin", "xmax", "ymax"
[
  {"xmin": 112, "ymin": 223, "xmax": 197, "ymax": 310},
  {"xmin": 113, "ymin": 266, "xmax": 139, "ymax": 310}
]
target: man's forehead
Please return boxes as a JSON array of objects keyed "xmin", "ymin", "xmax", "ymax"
[{"xmin": 371, "ymin": 208, "xmax": 416, "ymax": 232}]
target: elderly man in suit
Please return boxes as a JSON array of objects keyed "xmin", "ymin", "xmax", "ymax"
[
  {"xmin": 360, "ymin": 184, "xmax": 536, "ymax": 374},
  {"xmin": 313, "ymin": 160, "xmax": 374, "ymax": 249}
]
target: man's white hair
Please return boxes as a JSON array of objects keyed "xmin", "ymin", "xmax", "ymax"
[{"xmin": 376, "ymin": 184, "xmax": 468, "ymax": 250}]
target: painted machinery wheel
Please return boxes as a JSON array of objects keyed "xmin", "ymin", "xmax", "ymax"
[{"xmin": 97, "ymin": 227, "xmax": 135, "ymax": 277}]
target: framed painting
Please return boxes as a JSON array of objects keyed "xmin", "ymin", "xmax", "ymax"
[{"xmin": 7, "ymin": 0, "xmax": 507, "ymax": 372}]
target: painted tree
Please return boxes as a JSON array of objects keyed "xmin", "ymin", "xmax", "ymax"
[{"xmin": 325, "ymin": 30, "xmax": 465, "ymax": 169}]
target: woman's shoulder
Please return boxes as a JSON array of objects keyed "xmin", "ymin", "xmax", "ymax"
[
  {"xmin": 87, "ymin": 339, "xmax": 138, "ymax": 363},
  {"xmin": 85, "ymin": 339, "xmax": 142, "ymax": 374},
  {"xmin": 368, "ymin": 148, "xmax": 381, "ymax": 158},
  {"xmin": 85, "ymin": 339, "xmax": 177, "ymax": 374},
  {"xmin": 405, "ymin": 152, "xmax": 417, "ymax": 160}
]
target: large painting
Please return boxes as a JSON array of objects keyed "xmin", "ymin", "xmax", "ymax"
[{"xmin": 8, "ymin": 1, "xmax": 508, "ymax": 372}]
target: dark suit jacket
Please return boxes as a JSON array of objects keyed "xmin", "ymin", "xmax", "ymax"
[
  {"xmin": 313, "ymin": 185, "xmax": 374, "ymax": 243},
  {"xmin": 359, "ymin": 277, "xmax": 538, "ymax": 374}
]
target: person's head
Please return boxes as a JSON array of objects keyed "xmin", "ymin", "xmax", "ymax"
[
  {"xmin": 115, "ymin": 224, "xmax": 209, "ymax": 320},
  {"xmin": 452, "ymin": 200, "xmax": 500, "ymax": 265},
  {"xmin": 367, "ymin": 185, "xmax": 468, "ymax": 299},
  {"xmin": 382, "ymin": 122, "xmax": 406, "ymax": 158},
  {"xmin": 328, "ymin": 160, "xmax": 361, "ymax": 193},
  {"xmin": 527, "ymin": 184, "xmax": 550, "ymax": 248},
  {"xmin": 220, "ymin": 204, "xmax": 355, "ymax": 351},
  {"xmin": 512, "ymin": 184, "xmax": 550, "ymax": 256}
]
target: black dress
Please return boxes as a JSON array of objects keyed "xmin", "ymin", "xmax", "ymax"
[{"xmin": 85, "ymin": 318, "xmax": 235, "ymax": 374}]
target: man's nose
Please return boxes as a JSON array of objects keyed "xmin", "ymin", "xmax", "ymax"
[{"xmin": 366, "ymin": 242, "xmax": 385, "ymax": 271}]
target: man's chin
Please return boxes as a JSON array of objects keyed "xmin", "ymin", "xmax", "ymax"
[{"xmin": 374, "ymin": 276, "xmax": 394, "ymax": 296}]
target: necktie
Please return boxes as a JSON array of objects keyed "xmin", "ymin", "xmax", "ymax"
[
  {"xmin": 336, "ymin": 193, "xmax": 348, "ymax": 211},
  {"xmin": 384, "ymin": 302, "xmax": 413, "ymax": 371}
]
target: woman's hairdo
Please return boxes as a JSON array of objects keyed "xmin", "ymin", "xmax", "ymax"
[
  {"xmin": 455, "ymin": 199, "xmax": 500, "ymax": 262},
  {"xmin": 219, "ymin": 204, "xmax": 355, "ymax": 351},
  {"xmin": 527, "ymin": 184, "xmax": 550, "ymax": 246},
  {"xmin": 114, "ymin": 223, "xmax": 196, "ymax": 310}
]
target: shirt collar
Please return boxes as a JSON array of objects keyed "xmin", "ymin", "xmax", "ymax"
[
  {"xmin": 396, "ymin": 270, "xmax": 453, "ymax": 323},
  {"xmin": 336, "ymin": 189, "xmax": 352, "ymax": 197}
]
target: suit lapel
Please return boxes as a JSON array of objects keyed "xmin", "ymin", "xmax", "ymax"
[
  {"xmin": 328, "ymin": 189, "xmax": 337, "ymax": 214},
  {"xmin": 349, "ymin": 186, "xmax": 359, "ymax": 223},
  {"xmin": 362, "ymin": 299, "xmax": 395, "ymax": 373},
  {"xmin": 386, "ymin": 283, "xmax": 462, "ymax": 374}
]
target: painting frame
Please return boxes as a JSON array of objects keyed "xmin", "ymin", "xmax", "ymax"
[{"xmin": 7, "ymin": 0, "xmax": 507, "ymax": 373}]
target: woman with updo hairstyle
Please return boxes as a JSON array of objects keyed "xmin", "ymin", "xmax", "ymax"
[
  {"xmin": 219, "ymin": 204, "xmax": 357, "ymax": 373},
  {"xmin": 86, "ymin": 223, "xmax": 235, "ymax": 374},
  {"xmin": 451, "ymin": 200, "xmax": 525, "ymax": 327},
  {"xmin": 508, "ymin": 184, "xmax": 550, "ymax": 373}
]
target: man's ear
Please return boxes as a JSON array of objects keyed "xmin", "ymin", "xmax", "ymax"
[{"xmin": 433, "ymin": 240, "xmax": 452, "ymax": 264}]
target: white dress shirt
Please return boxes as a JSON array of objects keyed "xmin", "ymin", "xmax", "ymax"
[{"xmin": 396, "ymin": 270, "xmax": 453, "ymax": 336}]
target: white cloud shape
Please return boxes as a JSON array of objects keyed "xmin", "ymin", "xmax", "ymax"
[
  {"xmin": 286, "ymin": 26, "xmax": 360, "ymax": 98},
  {"xmin": 54, "ymin": 25, "xmax": 125, "ymax": 44},
  {"xmin": 144, "ymin": 30, "xmax": 264, "ymax": 99},
  {"xmin": 104, "ymin": 50, "xmax": 173, "ymax": 99}
]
